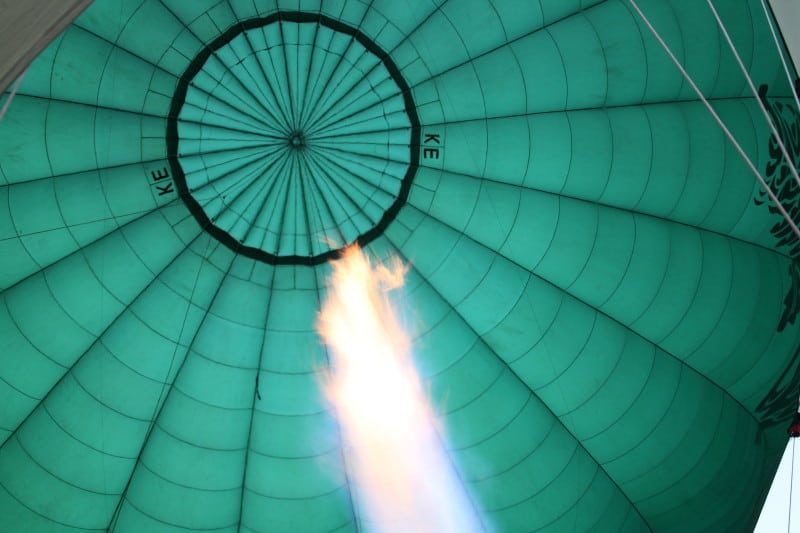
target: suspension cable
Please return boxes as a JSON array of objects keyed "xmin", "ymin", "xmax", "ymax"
[
  {"xmin": 758, "ymin": 0, "xmax": 800, "ymax": 114},
  {"xmin": 706, "ymin": 0, "xmax": 800, "ymax": 193},
  {"xmin": 790, "ymin": 439, "xmax": 796, "ymax": 533},
  {"xmin": 627, "ymin": 0, "xmax": 800, "ymax": 241},
  {"xmin": 0, "ymin": 67, "xmax": 27, "ymax": 122}
]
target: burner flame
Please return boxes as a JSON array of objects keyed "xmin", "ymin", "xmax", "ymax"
[{"xmin": 318, "ymin": 245, "xmax": 484, "ymax": 533}]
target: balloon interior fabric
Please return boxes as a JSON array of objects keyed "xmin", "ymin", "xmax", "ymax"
[{"xmin": 1, "ymin": 0, "xmax": 800, "ymax": 531}]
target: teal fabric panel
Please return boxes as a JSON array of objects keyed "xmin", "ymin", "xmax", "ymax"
[{"xmin": 2, "ymin": 1, "xmax": 800, "ymax": 532}]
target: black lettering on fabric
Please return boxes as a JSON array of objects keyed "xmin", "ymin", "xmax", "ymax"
[
  {"xmin": 151, "ymin": 167, "xmax": 171, "ymax": 182},
  {"xmin": 157, "ymin": 183, "xmax": 175, "ymax": 196},
  {"xmin": 423, "ymin": 148, "xmax": 440, "ymax": 159}
]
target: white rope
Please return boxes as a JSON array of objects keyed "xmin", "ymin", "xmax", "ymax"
[
  {"xmin": 707, "ymin": 0, "xmax": 800, "ymax": 193},
  {"xmin": 627, "ymin": 0, "xmax": 800, "ymax": 241},
  {"xmin": 791, "ymin": 438, "xmax": 796, "ymax": 533},
  {"xmin": 0, "ymin": 68, "xmax": 27, "ymax": 122},
  {"xmin": 758, "ymin": 0, "xmax": 800, "ymax": 115}
]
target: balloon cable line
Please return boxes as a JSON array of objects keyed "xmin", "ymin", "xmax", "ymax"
[
  {"xmin": 0, "ymin": 67, "xmax": 27, "ymax": 122},
  {"xmin": 706, "ymin": 0, "xmax": 800, "ymax": 193},
  {"xmin": 235, "ymin": 255, "xmax": 281, "ymax": 533},
  {"xmin": 107, "ymin": 223, "xmax": 226, "ymax": 532},
  {"xmin": 791, "ymin": 438, "xmax": 796, "ymax": 533},
  {"xmin": 758, "ymin": 0, "xmax": 800, "ymax": 116},
  {"xmin": 627, "ymin": 0, "xmax": 800, "ymax": 242}
]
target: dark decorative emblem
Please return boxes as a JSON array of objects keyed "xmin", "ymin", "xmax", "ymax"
[{"xmin": 755, "ymin": 84, "xmax": 800, "ymax": 425}]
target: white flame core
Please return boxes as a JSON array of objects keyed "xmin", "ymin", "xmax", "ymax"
[{"xmin": 318, "ymin": 246, "xmax": 483, "ymax": 533}]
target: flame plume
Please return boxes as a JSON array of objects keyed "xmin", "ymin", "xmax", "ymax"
[{"xmin": 318, "ymin": 245, "xmax": 483, "ymax": 533}]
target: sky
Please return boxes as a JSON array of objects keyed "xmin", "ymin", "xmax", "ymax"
[{"xmin": 755, "ymin": 438, "xmax": 799, "ymax": 532}]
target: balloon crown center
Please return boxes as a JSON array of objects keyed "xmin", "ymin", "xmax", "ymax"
[
  {"xmin": 168, "ymin": 12, "xmax": 420, "ymax": 265},
  {"xmin": 288, "ymin": 131, "xmax": 306, "ymax": 150}
]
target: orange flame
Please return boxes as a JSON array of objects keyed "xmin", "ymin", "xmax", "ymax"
[{"xmin": 318, "ymin": 245, "xmax": 483, "ymax": 532}]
